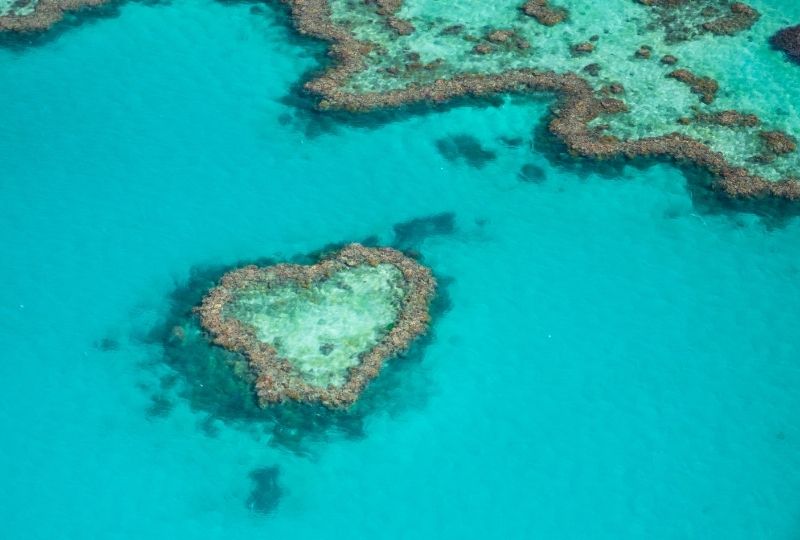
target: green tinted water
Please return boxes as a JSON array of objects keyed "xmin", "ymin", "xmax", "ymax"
[{"xmin": 226, "ymin": 264, "xmax": 405, "ymax": 387}]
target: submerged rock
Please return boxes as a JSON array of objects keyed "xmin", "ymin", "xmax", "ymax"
[
  {"xmin": 246, "ymin": 467, "xmax": 283, "ymax": 514},
  {"xmin": 521, "ymin": 0, "xmax": 568, "ymax": 26},
  {"xmin": 771, "ymin": 25, "xmax": 800, "ymax": 65},
  {"xmin": 667, "ymin": 69, "xmax": 719, "ymax": 104},
  {"xmin": 760, "ymin": 130, "xmax": 797, "ymax": 155},
  {"xmin": 695, "ymin": 110, "xmax": 760, "ymax": 128},
  {"xmin": 635, "ymin": 45, "xmax": 653, "ymax": 59},
  {"xmin": 571, "ymin": 42, "xmax": 595, "ymax": 55},
  {"xmin": 582, "ymin": 63, "xmax": 601, "ymax": 77},
  {"xmin": 701, "ymin": 2, "xmax": 760, "ymax": 36}
]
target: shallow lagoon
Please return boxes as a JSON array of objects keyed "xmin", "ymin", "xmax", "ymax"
[
  {"xmin": 225, "ymin": 263, "xmax": 405, "ymax": 388},
  {"xmin": 2, "ymin": 0, "xmax": 800, "ymax": 538}
]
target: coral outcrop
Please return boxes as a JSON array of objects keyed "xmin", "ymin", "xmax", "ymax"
[
  {"xmin": 521, "ymin": 0, "xmax": 568, "ymax": 26},
  {"xmin": 701, "ymin": 2, "xmax": 759, "ymax": 36},
  {"xmin": 667, "ymin": 69, "xmax": 719, "ymax": 104},
  {"xmin": 771, "ymin": 25, "xmax": 800, "ymax": 65}
]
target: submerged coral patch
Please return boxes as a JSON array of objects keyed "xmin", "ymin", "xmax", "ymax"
[
  {"xmin": 771, "ymin": 25, "xmax": 800, "ymax": 65},
  {"xmin": 435, "ymin": 135, "xmax": 497, "ymax": 169},
  {"xmin": 392, "ymin": 212, "xmax": 456, "ymax": 249},
  {"xmin": 521, "ymin": 0, "xmax": 568, "ymax": 26},
  {"xmin": 246, "ymin": 466, "xmax": 283, "ymax": 515},
  {"xmin": 196, "ymin": 244, "xmax": 436, "ymax": 408},
  {"xmin": 518, "ymin": 163, "xmax": 547, "ymax": 183}
]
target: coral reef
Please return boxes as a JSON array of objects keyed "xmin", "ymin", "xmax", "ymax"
[
  {"xmin": 521, "ymin": 0, "xmax": 568, "ymax": 26},
  {"xmin": 5, "ymin": 0, "xmax": 799, "ymax": 200},
  {"xmin": 667, "ymin": 69, "xmax": 719, "ymax": 104},
  {"xmin": 694, "ymin": 110, "xmax": 760, "ymax": 128},
  {"xmin": 281, "ymin": 0, "xmax": 800, "ymax": 199},
  {"xmin": 701, "ymin": 2, "xmax": 760, "ymax": 36},
  {"xmin": 760, "ymin": 130, "xmax": 797, "ymax": 156},
  {"xmin": 639, "ymin": 0, "xmax": 760, "ymax": 42},
  {"xmin": 0, "ymin": 0, "xmax": 110, "ymax": 32},
  {"xmin": 196, "ymin": 244, "xmax": 436, "ymax": 408},
  {"xmin": 771, "ymin": 25, "xmax": 800, "ymax": 65}
]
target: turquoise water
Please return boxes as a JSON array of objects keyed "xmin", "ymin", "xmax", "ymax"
[{"xmin": 2, "ymin": 0, "xmax": 800, "ymax": 538}]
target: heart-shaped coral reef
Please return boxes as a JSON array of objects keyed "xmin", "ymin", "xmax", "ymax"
[{"xmin": 196, "ymin": 244, "xmax": 436, "ymax": 408}]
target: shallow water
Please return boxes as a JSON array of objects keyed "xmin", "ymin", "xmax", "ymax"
[
  {"xmin": 2, "ymin": 0, "xmax": 800, "ymax": 538},
  {"xmin": 0, "ymin": 0, "xmax": 36, "ymax": 17},
  {"xmin": 227, "ymin": 262, "xmax": 405, "ymax": 387}
]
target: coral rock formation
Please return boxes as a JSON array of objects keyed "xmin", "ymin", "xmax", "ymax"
[
  {"xmin": 701, "ymin": 2, "xmax": 759, "ymax": 36},
  {"xmin": 196, "ymin": 244, "xmax": 436, "ymax": 409},
  {"xmin": 667, "ymin": 69, "xmax": 719, "ymax": 104},
  {"xmin": 771, "ymin": 25, "xmax": 800, "ymax": 65},
  {"xmin": 760, "ymin": 130, "xmax": 798, "ymax": 156},
  {"xmin": 521, "ymin": 0, "xmax": 568, "ymax": 26}
]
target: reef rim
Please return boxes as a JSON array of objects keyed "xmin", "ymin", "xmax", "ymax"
[{"xmin": 195, "ymin": 243, "xmax": 436, "ymax": 409}]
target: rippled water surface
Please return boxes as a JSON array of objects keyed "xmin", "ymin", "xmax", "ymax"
[{"xmin": 2, "ymin": 1, "xmax": 800, "ymax": 538}]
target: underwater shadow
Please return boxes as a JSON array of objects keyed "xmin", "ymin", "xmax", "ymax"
[
  {"xmin": 435, "ymin": 134, "xmax": 497, "ymax": 169},
  {"xmin": 246, "ymin": 466, "xmax": 284, "ymax": 515}
]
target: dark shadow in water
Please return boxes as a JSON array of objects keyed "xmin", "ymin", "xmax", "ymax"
[
  {"xmin": 435, "ymin": 135, "xmax": 497, "ymax": 169},
  {"xmin": 145, "ymin": 392, "xmax": 174, "ymax": 419},
  {"xmin": 94, "ymin": 336, "xmax": 120, "ymax": 351},
  {"xmin": 392, "ymin": 212, "xmax": 456, "ymax": 250},
  {"xmin": 498, "ymin": 135, "xmax": 524, "ymax": 148},
  {"xmin": 517, "ymin": 163, "xmax": 547, "ymax": 184},
  {"xmin": 0, "ymin": 0, "xmax": 170, "ymax": 51},
  {"xmin": 130, "ymin": 225, "xmax": 452, "ymax": 457},
  {"xmin": 246, "ymin": 466, "xmax": 283, "ymax": 514}
]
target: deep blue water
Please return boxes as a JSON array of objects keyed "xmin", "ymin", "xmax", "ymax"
[{"xmin": 2, "ymin": 1, "xmax": 800, "ymax": 538}]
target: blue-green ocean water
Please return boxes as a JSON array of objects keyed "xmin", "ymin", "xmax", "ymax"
[{"xmin": 2, "ymin": 1, "xmax": 800, "ymax": 538}]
